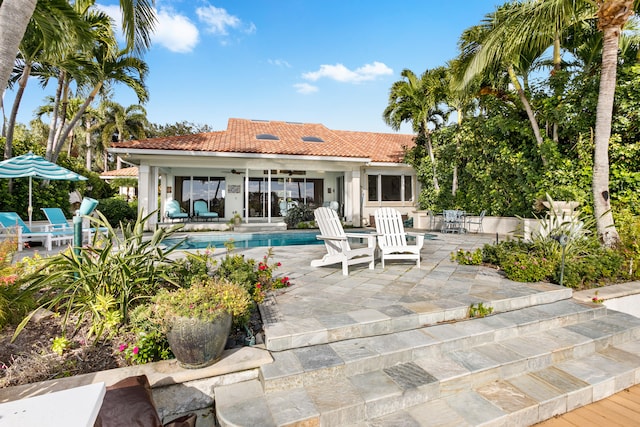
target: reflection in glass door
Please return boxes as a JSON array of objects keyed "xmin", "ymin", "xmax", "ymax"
[{"xmin": 246, "ymin": 177, "xmax": 323, "ymax": 218}]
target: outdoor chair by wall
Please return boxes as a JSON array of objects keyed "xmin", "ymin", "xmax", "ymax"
[
  {"xmin": 374, "ymin": 207, "xmax": 425, "ymax": 268},
  {"xmin": 193, "ymin": 200, "xmax": 219, "ymax": 221},
  {"xmin": 41, "ymin": 207, "xmax": 107, "ymax": 243},
  {"xmin": 311, "ymin": 206, "xmax": 376, "ymax": 275},
  {"xmin": 165, "ymin": 199, "xmax": 189, "ymax": 222},
  {"xmin": 466, "ymin": 210, "xmax": 486, "ymax": 233},
  {"xmin": 0, "ymin": 212, "xmax": 72, "ymax": 251}
]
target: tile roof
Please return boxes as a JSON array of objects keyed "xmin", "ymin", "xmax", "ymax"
[
  {"xmin": 112, "ymin": 118, "xmax": 415, "ymax": 163},
  {"xmin": 100, "ymin": 167, "xmax": 138, "ymax": 178}
]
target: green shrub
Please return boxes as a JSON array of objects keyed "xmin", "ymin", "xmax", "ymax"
[
  {"xmin": 501, "ymin": 251, "xmax": 556, "ymax": 282},
  {"xmin": 98, "ymin": 197, "xmax": 137, "ymax": 226},
  {"xmin": 451, "ymin": 248, "xmax": 483, "ymax": 265},
  {"xmin": 558, "ymin": 249, "xmax": 625, "ymax": 289},
  {"xmin": 284, "ymin": 204, "xmax": 314, "ymax": 228}
]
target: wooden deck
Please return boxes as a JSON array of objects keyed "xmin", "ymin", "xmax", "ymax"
[{"xmin": 535, "ymin": 384, "xmax": 640, "ymax": 426}]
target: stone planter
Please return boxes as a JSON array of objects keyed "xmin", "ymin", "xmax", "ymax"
[{"xmin": 166, "ymin": 313, "xmax": 233, "ymax": 369}]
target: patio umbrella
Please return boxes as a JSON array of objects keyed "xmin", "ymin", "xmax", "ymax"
[{"xmin": 0, "ymin": 152, "xmax": 87, "ymax": 227}]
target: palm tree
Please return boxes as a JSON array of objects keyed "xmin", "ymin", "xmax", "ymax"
[
  {"xmin": 2, "ymin": 0, "xmax": 89, "ymax": 159},
  {"xmin": 0, "ymin": 0, "xmax": 156, "ymax": 108},
  {"xmin": 99, "ymin": 102, "xmax": 148, "ymax": 171},
  {"xmin": 592, "ymin": 0, "xmax": 635, "ymax": 247},
  {"xmin": 384, "ymin": 68, "xmax": 450, "ymax": 191}
]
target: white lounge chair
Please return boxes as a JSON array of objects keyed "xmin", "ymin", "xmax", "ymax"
[
  {"xmin": 311, "ymin": 207, "xmax": 376, "ymax": 275},
  {"xmin": 374, "ymin": 207, "xmax": 425, "ymax": 268},
  {"xmin": 0, "ymin": 212, "xmax": 72, "ymax": 251}
]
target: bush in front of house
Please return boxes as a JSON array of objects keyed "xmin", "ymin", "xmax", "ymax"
[
  {"xmin": 284, "ymin": 204, "xmax": 314, "ymax": 228},
  {"xmin": 98, "ymin": 196, "xmax": 137, "ymax": 226}
]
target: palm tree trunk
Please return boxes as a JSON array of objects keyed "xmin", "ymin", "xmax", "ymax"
[
  {"xmin": 4, "ymin": 62, "xmax": 31, "ymax": 159},
  {"xmin": 0, "ymin": 0, "xmax": 36, "ymax": 95},
  {"xmin": 46, "ymin": 72, "xmax": 65, "ymax": 160},
  {"xmin": 422, "ymin": 118, "xmax": 440, "ymax": 192},
  {"xmin": 452, "ymin": 109, "xmax": 462, "ymax": 196},
  {"xmin": 507, "ymin": 65, "xmax": 545, "ymax": 156},
  {"xmin": 593, "ymin": 25, "xmax": 621, "ymax": 247},
  {"xmin": 85, "ymin": 120, "xmax": 93, "ymax": 170},
  {"xmin": 52, "ymin": 82, "xmax": 102, "ymax": 163}
]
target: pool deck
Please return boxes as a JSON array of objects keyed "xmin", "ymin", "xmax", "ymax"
[{"xmin": 7, "ymin": 231, "xmax": 640, "ymax": 426}]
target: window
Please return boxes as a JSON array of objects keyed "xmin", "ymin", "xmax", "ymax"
[
  {"xmin": 256, "ymin": 133, "xmax": 279, "ymax": 140},
  {"xmin": 368, "ymin": 174, "xmax": 413, "ymax": 202},
  {"xmin": 175, "ymin": 176, "xmax": 226, "ymax": 216}
]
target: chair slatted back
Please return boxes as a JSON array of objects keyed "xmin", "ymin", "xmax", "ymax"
[
  {"xmin": 42, "ymin": 208, "xmax": 71, "ymax": 230},
  {"xmin": 374, "ymin": 208, "xmax": 407, "ymax": 248},
  {"xmin": 0, "ymin": 212, "xmax": 31, "ymax": 233},
  {"xmin": 314, "ymin": 207, "xmax": 349, "ymax": 255}
]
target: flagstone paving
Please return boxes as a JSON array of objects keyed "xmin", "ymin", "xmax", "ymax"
[{"xmin": 215, "ymin": 232, "xmax": 640, "ymax": 426}]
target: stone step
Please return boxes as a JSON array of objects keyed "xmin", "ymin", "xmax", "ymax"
[
  {"xmin": 258, "ymin": 300, "xmax": 606, "ymax": 393},
  {"xmin": 261, "ymin": 284, "xmax": 573, "ymax": 352},
  {"xmin": 215, "ymin": 306, "xmax": 640, "ymax": 426},
  {"xmin": 367, "ymin": 339, "xmax": 640, "ymax": 426}
]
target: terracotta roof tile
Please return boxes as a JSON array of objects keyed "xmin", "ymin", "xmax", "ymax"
[
  {"xmin": 112, "ymin": 118, "xmax": 415, "ymax": 163},
  {"xmin": 100, "ymin": 166, "xmax": 138, "ymax": 177}
]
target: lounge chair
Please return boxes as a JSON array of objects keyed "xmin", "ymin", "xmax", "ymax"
[
  {"xmin": 374, "ymin": 207, "xmax": 425, "ymax": 268},
  {"xmin": 193, "ymin": 200, "xmax": 219, "ymax": 221},
  {"xmin": 41, "ymin": 207, "xmax": 107, "ymax": 243},
  {"xmin": 311, "ymin": 207, "xmax": 376, "ymax": 275},
  {"xmin": 0, "ymin": 212, "xmax": 72, "ymax": 251},
  {"xmin": 165, "ymin": 200, "xmax": 189, "ymax": 222}
]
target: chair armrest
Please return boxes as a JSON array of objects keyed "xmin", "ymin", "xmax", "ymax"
[
  {"xmin": 316, "ymin": 235, "xmax": 348, "ymax": 242},
  {"xmin": 406, "ymin": 232, "xmax": 425, "ymax": 244},
  {"xmin": 344, "ymin": 232, "xmax": 377, "ymax": 247}
]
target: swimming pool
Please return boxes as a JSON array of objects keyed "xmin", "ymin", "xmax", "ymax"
[
  {"xmin": 164, "ymin": 230, "xmax": 437, "ymax": 250},
  {"xmin": 164, "ymin": 231, "xmax": 325, "ymax": 249}
]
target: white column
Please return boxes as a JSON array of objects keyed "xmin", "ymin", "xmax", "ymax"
[
  {"xmin": 267, "ymin": 169, "xmax": 272, "ymax": 223},
  {"xmin": 149, "ymin": 166, "xmax": 159, "ymax": 229},
  {"xmin": 344, "ymin": 170, "xmax": 362, "ymax": 226},
  {"xmin": 244, "ymin": 168, "xmax": 249, "ymax": 223},
  {"xmin": 138, "ymin": 164, "xmax": 151, "ymax": 230}
]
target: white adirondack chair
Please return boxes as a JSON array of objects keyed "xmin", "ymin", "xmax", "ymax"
[
  {"xmin": 311, "ymin": 207, "xmax": 376, "ymax": 275},
  {"xmin": 374, "ymin": 208, "xmax": 425, "ymax": 268}
]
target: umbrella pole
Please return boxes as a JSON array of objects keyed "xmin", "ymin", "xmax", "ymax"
[{"xmin": 28, "ymin": 177, "xmax": 33, "ymax": 228}]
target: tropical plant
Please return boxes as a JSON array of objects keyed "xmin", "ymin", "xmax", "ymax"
[
  {"xmin": 284, "ymin": 203, "xmax": 314, "ymax": 228},
  {"xmin": 384, "ymin": 67, "xmax": 450, "ymax": 191},
  {"xmin": 152, "ymin": 278, "xmax": 251, "ymax": 327},
  {"xmin": 13, "ymin": 210, "xmax": 184, "ymax": 343},
  {"xmin": 0, "ymin": 0, "xmax": 157, "ymax": 102}
]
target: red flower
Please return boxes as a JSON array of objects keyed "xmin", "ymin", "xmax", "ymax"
[
  {"xmin": 259, "ymin": 264, "xmax": 267, "ymax": 271},
  {"xmin": 277, "ymin": 262, "xmax": 282, "ymax": 267},
  {"xmin": 132, "ymin": 347, "xmax": 139, "ymax": 355}
]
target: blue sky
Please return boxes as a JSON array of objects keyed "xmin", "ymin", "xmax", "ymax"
[{"xmin": 5, "ymin": 0, "xmax": 506, "ymax": 134}]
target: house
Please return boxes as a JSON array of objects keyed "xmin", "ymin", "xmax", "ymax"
[
  {"xmin": 99, "ymin": 166, "xmax": 138, "ymax": 201},
  {"xmin": 109, "ymin": 118, "xmax": 416, "ymax": 229}
]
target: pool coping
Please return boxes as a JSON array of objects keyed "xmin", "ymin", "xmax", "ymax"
[{"xmin": 572, "ymin": 280, "xmax": 640, "ymax": 303}]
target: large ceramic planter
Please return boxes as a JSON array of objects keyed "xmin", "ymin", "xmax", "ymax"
[{"xmin": 166, "ymin": 313, "xmax": 232, "ymax": 369}]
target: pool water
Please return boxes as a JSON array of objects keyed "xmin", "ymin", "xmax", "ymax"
[
  {"xmin": 164, "ymin": 231, "xmax": 437, "ymax": 250},
  {"xmin": 164, "ymin": 231, "xmax": 325, "ymax": 249}
]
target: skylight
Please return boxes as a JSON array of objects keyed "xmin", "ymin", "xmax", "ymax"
[
  {"xmin": 256, "ymin": 133, "xmax": 279, "ymax": 140},
  {"xmin": 301, "ymin": 136, "xmax": 324, "ymax": 142}
]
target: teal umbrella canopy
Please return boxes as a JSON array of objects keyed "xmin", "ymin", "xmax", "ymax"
[{"xmin": 0, "ymin": 152, "xmax": 87, "ymax": 226}]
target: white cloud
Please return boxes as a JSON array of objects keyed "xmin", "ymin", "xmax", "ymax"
[
  {"xmin": 196, "ymin": 5, "xmax": 255, "ymax": 36},
  {"xmin": 268, "ymin": 59, "xmax": 291, "ymax": 68},
  {"xmin": 95, "ymin": 3, "xmax": 199, "ymax": 53},
  {"xmin": 154, "ymin": 9, "xmax": 199, "ymax": 53},
  {"xmin": 302, "ymin": 61, "xmax": 393, "ymax": 83},
  {"xmin": 294, "ymin": 83, "xmax": 318, "ymax": 95}
]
